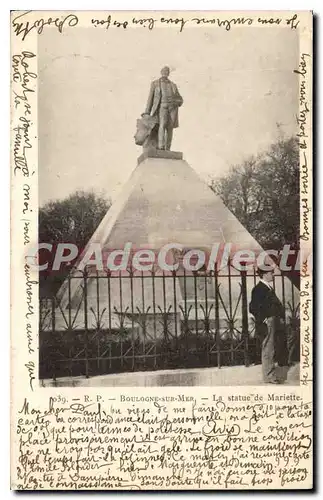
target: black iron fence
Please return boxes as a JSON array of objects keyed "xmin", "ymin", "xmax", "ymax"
[{"xmin": 39, "ymin": 266, "xmax": 300, "ymax": 380}]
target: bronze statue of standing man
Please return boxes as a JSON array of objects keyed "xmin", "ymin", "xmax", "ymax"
[{"xmin": 144, "ymin": 66, "xmax": 183, "ymax": 151}]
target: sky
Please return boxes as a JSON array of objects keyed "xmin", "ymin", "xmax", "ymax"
[{"xmin": 38, "ymin": 24, "xmax": 299, "ymax": 206}]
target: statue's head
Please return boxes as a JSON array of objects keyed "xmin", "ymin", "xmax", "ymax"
[{"xmin": 160, "ymin": 66, "xmax": 170, "ymax": 78}]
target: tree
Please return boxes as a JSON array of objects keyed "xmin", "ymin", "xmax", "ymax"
[
  {"xmin": 210, "ymin": 136, "xmax": 299, "ymax": 251},
  {"xmin": 210, "ymin": 136, "xmax": 300, "ymax": 287},
  {"xmin": 210, "ymin": 157, "xmax": 260, "ymax": 233},
  {"xmin": 39, "ymin": 191, "xmax": 111, "ymax": 296},
  {"xmin": 255, "ymin": 136, "xmax": 299, "ymax": 250}
]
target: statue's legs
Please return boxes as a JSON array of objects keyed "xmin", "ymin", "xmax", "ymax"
[
  {"xmin": 158, "ymin": 105, "xmax": 170, "ymax": 150},
  {"xmin": 165, "ymin": 126, "xmax": 173, "ymax": 150}
]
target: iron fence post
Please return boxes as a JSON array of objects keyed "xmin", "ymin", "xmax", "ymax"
[
  {"xmin": 51, "ymin": 296, "xmax": 56, "ymax": 381},
  {"xmin": 240, "ymin": 268, "xmax": 249, "ymax": 367},
  {"xmin": 214, "ymin": 265, "xmax": 221, "ymax": 368},
  {"xmin": 83, "ymin": 269, "xmax": 89, "ymax": 378}
]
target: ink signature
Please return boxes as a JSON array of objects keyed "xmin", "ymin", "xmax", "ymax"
[{"xmin": 12, "ymin": 11, "xmax": 78, "ymax": 41}]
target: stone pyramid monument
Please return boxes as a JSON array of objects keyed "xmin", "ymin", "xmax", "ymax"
[
  {"xmin": 55, "ymin": 150, "xmax": 297, "ymax": 334},
  {"xmin": 54, "ymin": 66, "xmax": 298, "ymax": 336},
  {"xmin": 73, "ymin": 151, "xmax": 264, "ymax": 255}
]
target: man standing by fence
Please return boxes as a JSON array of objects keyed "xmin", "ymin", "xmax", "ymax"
[{"xmin": 249, "ymin": 268, "xmax": 286, "ymax": 384}]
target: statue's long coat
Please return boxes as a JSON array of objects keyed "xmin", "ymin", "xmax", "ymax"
[{"xmin": 145, "ymin": 78, "xmax": 183, "ymax": 128}]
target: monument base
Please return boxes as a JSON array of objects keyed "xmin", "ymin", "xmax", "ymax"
[{"xmin": 138, "ymin": 147, "xmax": 183, "ymax": 164}]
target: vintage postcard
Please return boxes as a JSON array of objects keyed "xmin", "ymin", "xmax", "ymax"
[{"xmin": 11, "ymin": 10, "xmax": 313, "ymax": 490}]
